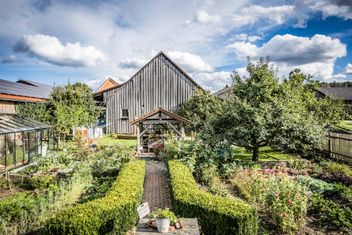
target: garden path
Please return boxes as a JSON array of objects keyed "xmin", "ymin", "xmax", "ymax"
[{"xmin": 141, "ymin": 157, "xmax": 172, "ymax": 211}]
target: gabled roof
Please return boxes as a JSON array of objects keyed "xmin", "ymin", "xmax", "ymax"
[
  {"xmin": 319, "ymin": 87, "xmax": 352, "ymax": 101},
  {"xmin": 95, "ymin": 77, "xmax": 118, "ymax": 93},
  {"xmin": 130, "ymin": 107, "xmax": 191, "ymax": 125},
  {"xmin": 213, "ymin": 85, "xmax": 233, "ymax": 97},
  {"xmin": 0, "ymin": 79, "xmax": 52, "ymax": 102},
  {"xmin": 95, "ymin": 51, "xmax": 203, "ymax": 94},
  {"xmin": 0, "ymin": 114, "xmax": 51, "ymax": 134}
]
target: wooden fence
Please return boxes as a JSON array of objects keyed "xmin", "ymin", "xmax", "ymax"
[{"xmin": 323, "ymin": 132, "xmax": 352, "ymax": 162}]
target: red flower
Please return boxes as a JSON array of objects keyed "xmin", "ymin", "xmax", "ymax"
[{"xmin": 288, "ymin": 199, "xmax": 292, "ymax": 204}]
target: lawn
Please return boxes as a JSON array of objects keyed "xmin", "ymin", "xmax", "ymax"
[
  {"xmin": 336, "ymin": 120, "xmax": 352, "ymax": 132},
  {"xmin": 232, "ymin": 146, "xmax": 297, "ymax": 161},
  {"xmin": 97, "ymin": 135, "xmax": 137, "ymax": 148}
]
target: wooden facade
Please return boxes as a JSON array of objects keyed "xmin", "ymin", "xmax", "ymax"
[
  {"xmin": 103, "ymin": 52, "xmax": 202, "ymax": 134},
  {"xmin": 0, "ymin": 101, "xmax": 16, "ymax": 114}
]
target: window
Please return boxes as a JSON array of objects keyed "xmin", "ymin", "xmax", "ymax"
[{"xmin": 122, "ymin": 109, "xmax": 129, "ymax": 119}]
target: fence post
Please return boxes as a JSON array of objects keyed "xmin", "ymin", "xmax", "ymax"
[{"xmin": 328, "ymin": 132, "xmax": 332, "ymax": 158}]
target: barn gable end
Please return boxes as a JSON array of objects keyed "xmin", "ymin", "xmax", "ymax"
[{"xmin": 103, "ymin": 52, "xmax": 202, "ymax": 134}]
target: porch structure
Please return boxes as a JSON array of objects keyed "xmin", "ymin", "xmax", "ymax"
[{"xmin": 130, "ymin": 107, "xmax": 191, "ymax": 153}]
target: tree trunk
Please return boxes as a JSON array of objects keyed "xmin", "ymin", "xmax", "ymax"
[{"xmin": 252, "ymin": 146, "xmax": 259, "ymax": 161}]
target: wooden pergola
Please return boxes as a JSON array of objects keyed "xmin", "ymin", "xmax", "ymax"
[{"xmin": 130, "ymin": 107, "xmax": 191, "ymax": 153}]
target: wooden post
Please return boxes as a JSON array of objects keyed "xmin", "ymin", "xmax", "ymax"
[
  {"xmin": 181, "ymin": 126, "xmax": 185, "ymax": 140},
  {"xmin": 328, "ymin": 132, "xmax": 332, "ymax": 158},
  {"xmin": 13, "ymin": 133, "xmax": 16, "ymax": 167},
  {"xmin": 137, "ymin": 123, "xmax": 141, "ymax": 154}
]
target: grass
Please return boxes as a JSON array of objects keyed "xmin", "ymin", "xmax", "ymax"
[
  {"xmin": 97, "ymin": 135, "xmax": 137, "ymax": 148},
  {"xmin": 336, "ymin": 120, "xmax": 352, "ymax": 132},
  {"xmin": 232, "ymin": 146, "xmax": 297, "ymax": 161}
]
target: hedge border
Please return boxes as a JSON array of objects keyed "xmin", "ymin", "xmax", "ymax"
[
  {"xmin": 168, "ymin": 160, "xmax": 258, "ymax": 235},
  {"xmin": 46, "ymin": 160, "xmax": 146, "ymax": 235}
]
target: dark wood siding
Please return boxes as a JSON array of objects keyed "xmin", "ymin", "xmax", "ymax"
[{"xmin": 104, "ymin": 53, "xmax": 200, "ymax": 134}]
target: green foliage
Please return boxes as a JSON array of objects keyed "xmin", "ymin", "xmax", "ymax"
[
  {"xmin": 16, "ymin": 102, "xmax": 50, "ymax": 124},
  {"xmin": 46, "ymin": 160, "xmax": 146, "ymax": 235},
  {"xmin": 168, "ymin": 160, "xmax": 258, "ymax": 235},
  {"xmin": 18, "ymin": 174, "xmax": 57, "ymax": 190},
  {"xmin": 79, "ymin": 176, "xmax": 115, "ymax": 203},
  {"xmin": 92, "ymin": 143, "xmax": 134, "ymax": 177},
  {"xmin": 230, "ymin": 170, "xmax": 308, "ymax": 234},
  {"xmin": 265, "ymin": 174, "xmax": 308, "ymax": 233},
  {"xmin": 48, "ymin": 83, "xmax": 98, "ymax": 138},
  {"xmin": 0, "ymin": 192, "xmax": 37, "ymax": 231},
  {"xmin": 202, "ymin": 60, "xmax": 342, "ymax": 160},
  {"xmin": 0, "ymin": 168, "xmax": 92, "ymax": 234},
  {"xmin": 318, "ymin": 162, "xmax": 352, "ymax": 186},
  {"xmin": 177, "ymin": 88, "xmax": 223, "ymax": 133},
  {"xmin": 310, "ymin": 194, "xmax": 352, "ymax": 231},
  {"xmin": 149, "ymin": 208, "xmax": 177, "ymax": 225},
  {"xmin": 296, "ymin": 176, "xmax": 334, "ymax": 194}
]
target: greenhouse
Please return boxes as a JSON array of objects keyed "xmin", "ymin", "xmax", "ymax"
[{"xmin": 0, "ymin": 114, "xmax": 55, "ymax": 172}]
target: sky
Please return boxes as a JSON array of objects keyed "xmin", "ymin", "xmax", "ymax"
[{"xmin": 0, "ymin": 0, "xmax": 351, "ymax": 92}]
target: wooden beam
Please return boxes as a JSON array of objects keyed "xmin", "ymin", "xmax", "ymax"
[
  {"xmin": 140, "ymin": 123, "xmax": 153, "ymax": 137},
  {"xmin": 167, "ymin": 122, "xmax": 182, "ymax": 137}
]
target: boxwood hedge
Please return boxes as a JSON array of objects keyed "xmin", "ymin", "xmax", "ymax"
[
  {"xmin": 168, "ymin": 160, "xmax": 258, "ymax": 235},
  {"xmin": 46, "ymin": 160, "xmax": 146, "ymax": 235}
]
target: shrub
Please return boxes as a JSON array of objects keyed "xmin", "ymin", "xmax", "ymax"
[
  {"xmin": 265, "ymin": 174, "xmax": 308, "ymax": 233},
  {"xmin": 91, "ymin": 144, "xmax": 133, "ymax": 177},
  {"xmin": 296, "ymin": 175, "xmax": 334, "ymax": 194},
  {"xmin": 46, "ymin": 160, "xmax": 146, "ymax": 235},
  {"xmin": 168, "ymin": 160, "xmax": 258, "ymax": 235},
  {"xmin": 230, "ymin": 170, "xmax": 308, "ymax": 234},
  {"xmin": 318, "ymin": 162, "xmax": 352, "ymax": 186},
  {"xmin": 0, "ymin": 192, "xmax": 37, "ymax": 232},
  {"xmin": 310, "ymin": 194, "xmax": 352, "ymax": 231}
]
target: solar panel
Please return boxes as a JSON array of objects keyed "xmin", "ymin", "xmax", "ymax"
[{"xmin": 0, "ymin": 79, "xmax": 52, "ymax": 99}]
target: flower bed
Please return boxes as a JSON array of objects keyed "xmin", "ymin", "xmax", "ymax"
[
  {"xmin": 46, "ymin": 160, "xmax": 146, "ymax": 235},
  {"xmin": 168, "ymin": 160, "xmax": 258, "ymax": 235}
]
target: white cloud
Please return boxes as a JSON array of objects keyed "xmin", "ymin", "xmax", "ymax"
[
  {"xmin": 231, "ymin": 34, "xmax": 261, "ymax": 42},
  {"xmin": 119, "ymin": 58, "xmax": 147, "ymax": 69},
  {"xmin": 1, "ymin": 55, "xmax": 16, "ymax": 63},
  {"xmin": 185, "ymin": 10, "xmax": 221, "ymax": 25},
  {"xmin": 344, "ymin": 63, "xmax": 352, "ymax": 74},
  {"xmin": 167, "ymin": 51, "xmax": 213, "ymax": 73},
  {"xmin": 232, "ymin": 5, "xmax": 294, "ymax": 28},
  {"xmin": 193, "ymin": 71, "xmax": 231, "ymax": 92},
  {"xmin": 305, "ymin": 0, "xmax": 352, "ymax": 19},
  {"xmin": 228, "ymin": 34, "xmax": 347, "ymax": 80},
  {"xmin": 15, "ymin": 34, "xmax": 106, "ymax": 67}
]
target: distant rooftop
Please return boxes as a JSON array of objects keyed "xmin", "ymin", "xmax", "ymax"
[
  {"xmin": 319, "ymin": 87, "xmax": 352, "ymax": 101},
  {"xmin": 0, "ymin": 79, "xmax": 52, "ymax": 102}
]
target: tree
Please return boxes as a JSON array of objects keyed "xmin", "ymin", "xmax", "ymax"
[
  {"xmin": 202, "ymin": 59, "xmax": 342, "ymax": 161},
  {"xmin": 48, "ymin": 83, "xmax": 98, "ymax": 141},
  {"xmin": 177, "ymin": 88, "xmax": 223, "ymax": 133},
  {"xmin": 16, "ymin": 102, "xmax": 50, "ymax": 123}
]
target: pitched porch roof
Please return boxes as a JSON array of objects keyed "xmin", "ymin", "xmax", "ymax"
[{"xmin": 129, "ymin": 107, "xmax": 191, "ymax": 125}]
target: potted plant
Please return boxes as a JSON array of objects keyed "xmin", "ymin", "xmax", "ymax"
[{"xmin": 149, "ymin": 208, "xmax": 177, "ymax": 233}]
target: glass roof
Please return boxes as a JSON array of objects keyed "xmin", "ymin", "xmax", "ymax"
[{"xmin": 0, "ymin": 114, "xmax": 51, "ymax": 134}]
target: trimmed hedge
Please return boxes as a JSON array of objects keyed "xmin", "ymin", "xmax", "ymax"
[
  {"xmin": 46, "ymin": 160, "xmax": 146, "ymax": 235},
  {"xmin": 168, "ymin": 160, "xmax": 258, "ymax": 235}
]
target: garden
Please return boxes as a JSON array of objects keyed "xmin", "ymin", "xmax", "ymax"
[
  {"xmin": 155, "ymin": 59, "xmax": 352, "ymax": 234},
  {"xmin": 161, "ymin": 138, "xmax": 352, "ymax": 234},
  {"xmin": 0, "ymin": 137, "xmax": 140, "ymax": 234}
]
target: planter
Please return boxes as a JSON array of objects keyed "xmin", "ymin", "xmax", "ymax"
[{"xmin": 156, "ymin": 218, "xmax": 170, "ymax": 233}]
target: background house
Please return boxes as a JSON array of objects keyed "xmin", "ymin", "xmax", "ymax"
[
  {"xmin": 0, "ymin": 79, "xmax": 52, "ymax": 114},
  {"xmin": 316, "ymin": 87, "xmax": 352, "ymax": 104},
  {"xmin": 95, "ymin": 51, "xmax": 203, "ymax": 135},
  {"xmin": 0, "ymin": 79, "xmax": 54, "ymax": 171}
]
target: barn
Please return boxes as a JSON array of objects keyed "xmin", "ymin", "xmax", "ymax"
[{"xmin": 94, "ymin": 51, "xmax": 203, "ymax": 135}]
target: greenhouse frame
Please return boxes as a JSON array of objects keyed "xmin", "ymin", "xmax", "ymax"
[{"xmin": 0, "ymin": 114, "xmax": 56, "ymax": 172}]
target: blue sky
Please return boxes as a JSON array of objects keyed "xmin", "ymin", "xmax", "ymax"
[{"xmin": 0, "ymin": 0, "xmax": 351, "ymax": 92}]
